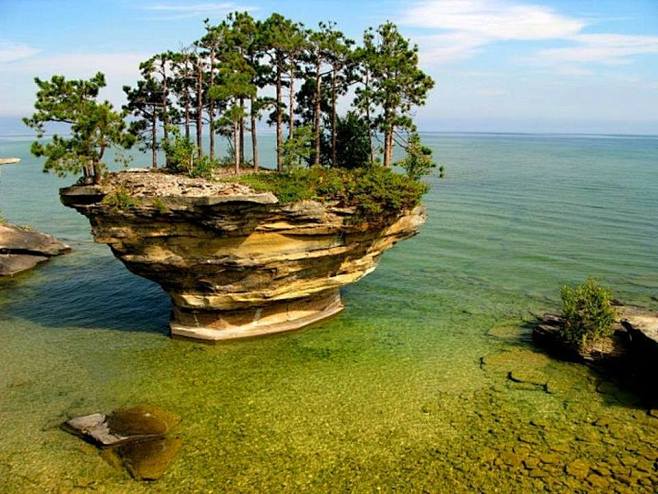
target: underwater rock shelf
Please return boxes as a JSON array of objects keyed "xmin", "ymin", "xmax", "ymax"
[{"xmin": 61, "ymin": 172, "xmax": 425, "ymax": 341}]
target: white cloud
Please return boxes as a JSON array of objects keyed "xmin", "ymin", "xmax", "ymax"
[
  {"xmin": 402, "ymin": 0, "xmax": 583, "ymax": 40},
  {"xmin": 142, "ymin": 2, "xmax": 255, "ymax": 20},
  {"xmin": 416, "ymin": 32, "xmax": 489, "ymax": 64},
  {"xmin": 0, "ymin": 52, "xmax": 149, "ymax": 115},
  {"xmin": 403, "ymin": 0, "xmax": 658, "ymax": 71},
  {"xmin": 3, "ymin": 52, "xmax": 147, "ymax": 79},
  {"xmin": 0, "ymin": 41, "xmax": 40, "ymax": 63},
  {"xmin": 536, "ymin": 34, "xmax": 658, "ymax": 65}
]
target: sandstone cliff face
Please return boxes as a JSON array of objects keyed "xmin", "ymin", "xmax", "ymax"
[{"xmin": 61, "ymin": 172, "xmax": 426, "ymax": 341}]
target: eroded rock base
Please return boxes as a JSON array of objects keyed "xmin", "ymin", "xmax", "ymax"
[{"xmin": 170, "ymin": 289, "xmax": 344, "ymax": 341}]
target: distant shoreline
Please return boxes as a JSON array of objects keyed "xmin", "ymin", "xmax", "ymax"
[{"xmin": 2, "ymin": 131, "xmax": 657, "ymax": 140}]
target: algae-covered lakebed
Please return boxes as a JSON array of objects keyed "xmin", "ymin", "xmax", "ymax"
[{"xmin": 1, "ymin": 133, "xmax": 658, "ymax": 492}]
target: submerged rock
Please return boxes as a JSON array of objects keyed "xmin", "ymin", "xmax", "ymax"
[
  {"xmin": 64, "ymin": 405, "xmax": 181, "ymax": 481},
  {"xmin": 64, "ymin": 405, "xmax": 178, "ymax": 447},
  {"xmin": 117, "ymin": 436, "xmax": 182, "ymax": 481},
  {"xmin": 0, "ymin": 224, "xmax": 70, "ymax": 276},
  {"xmin": 60, "ymin": 171, "xmax": 426, "ymax": 341}
]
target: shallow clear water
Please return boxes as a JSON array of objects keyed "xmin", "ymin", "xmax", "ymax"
[{"xmin": 1, "ymin": 133, "xmax": 657, "ymax": 492}]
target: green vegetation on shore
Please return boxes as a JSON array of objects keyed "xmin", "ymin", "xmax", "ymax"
[
  {"xmin": 560, "ymin": 278, "xmax": 617, "ymax": 348},
  {"xmin": 235, "ymin": 166, "xmax": 427, "ymax": 219}
]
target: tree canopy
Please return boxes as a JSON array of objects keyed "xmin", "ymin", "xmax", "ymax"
[
  {"xmin": 24, "ymin": 72, "xmax": 134, "ymax": 182},
  {"xmin": 25, "ymin": 13, "xmax": 436, "ymax": 183}
]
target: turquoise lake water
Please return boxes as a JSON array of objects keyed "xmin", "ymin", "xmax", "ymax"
[{"xmin": 1, "ymin": 133, "xmax": 657, "ymax": 492}]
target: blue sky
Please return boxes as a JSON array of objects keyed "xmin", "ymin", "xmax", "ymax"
[{"xmin": 1, "ymin": 0, "xmax": 658, "ymax": 134}]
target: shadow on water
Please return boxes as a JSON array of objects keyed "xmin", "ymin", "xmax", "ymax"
[
  {"xmin": 509, "ymin": 319, "xmax": 658, "ymax": 410},
  {"xmin": 0, "ymin": 249, "xmax": 170, "ymax": 335}
]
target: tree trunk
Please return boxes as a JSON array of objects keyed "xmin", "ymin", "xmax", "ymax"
[
  {"xmin": 313, "ymin": 60, "xmax": 322, "ymax": 166},
  {"xmin": 331, "ymin": 68, "xmax": 337, "ymax": 167},
  {"xmin": 208, "ymin": 48, "xmax": 215, "ymax": 161},
  {"xmin": 184, "ymin": 58, "xmax": 191, "ymax": 140},
  {"xmin": 384, "ymin": 126, "xmax": 394, "ymax": 168},
  {"xmin": 275, "ymin": 67, "xmax": 283, "ymax": 172},
  {"xmin": 184, "ymin": 97, "xmax": 190, "ymax": 140},
  {"xmin": 239, "ymin": 97, "xmax": 245, "ymax": 166},
  {"xmin": 196, "ymin": 60, "xmax": 203, "ymax": 158},
  {"xmin": 233, "ymin": 119, "xmax": 240, "ymax": 174},
  {"xmin": 250, "ymin": 96, "xmax": 259, "ymax": 171},
  {"xmin": 365, "ymin": 71, "xmax": 374, "ymax": 163},
  {"xmin": 161, "ymin": 58, "xmax": 169, "ymax": 147},
  {"xmin": 151, "ymin": 110, "xmax": 157, "ymax": 168},
  {"xmin": 288, "ymin": 68, "xmax": 295, "ymax": 139}
]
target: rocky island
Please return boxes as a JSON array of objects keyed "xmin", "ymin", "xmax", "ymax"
[{"xmin": 61, "ymin": 171, "xmax": 426, "ymax": 341}]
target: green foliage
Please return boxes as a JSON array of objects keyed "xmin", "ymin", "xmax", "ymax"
[
  {"xmin": 560, "ymin": 278, "xmax": 617, "ymax": 348},
  {"xmin": 23, "ymin": 72, "xmax": 135, "ymax": 182},
  {"xmin": 324, "ymin": 112, "xmax": 371, "ymax": 169},
  {"xmin": 397, "ymin": 133, "xmax": 436, "ymax": 180},
  {"xmin": 235, "ymin": 166, "xmax": 427, "ymax": 220},
  {"xmin": 282, "ymin": 125, "xmax": 313, "ymax": 169},
  {"xmin": 102, "ymin": 187, "xmax": 141, "ymax": 210},
  {"xmin": 152, "ymin": 198, "xmax": 168, "ymax": 213},
  {"xmin": 0, "ymin": 211, "xmax": 6, "ymax": 224},
  {"xmin": 162, "ymin": 127, "xmax": 217, "ymax": 179}
]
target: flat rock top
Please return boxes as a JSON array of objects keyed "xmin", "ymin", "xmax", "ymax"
[
  {"xmin": 0, "ymin": 224, "xmax": 70, "ymax": 256},
  {"xmin": 110, "ymin": 170, "xmax": 259, "ymax": 198},
  {"xmin": 617, "ymin": 304, "xmax": 658, "ymax": 342}
]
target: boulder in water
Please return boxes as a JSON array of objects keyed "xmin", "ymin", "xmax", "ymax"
[
  {"xmin": 0, "ymin": 224, "xmax": 70, "ymax": 276},
  {"xmin": 64, "ymin": 405, "xmax": 178, "ymax": 447}
]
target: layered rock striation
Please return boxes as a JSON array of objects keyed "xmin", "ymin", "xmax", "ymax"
[{"xmin": 61, "ymin": 171, "xmax": 426, "ymax": 341}]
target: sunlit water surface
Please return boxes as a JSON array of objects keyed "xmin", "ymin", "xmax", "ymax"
[{"xmin": 1, "ymin": 133, "xmax": 657, "ymax": 492}]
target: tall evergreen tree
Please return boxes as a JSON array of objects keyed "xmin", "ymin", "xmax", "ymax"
[
  {"xmin": 262, "ymin": 14, "xmax": 305, "ymax": 171},
  {"xmin": 318, "ymin": 22, "xmax": 354, "ymax": 166},
  {"xmin": 360, "ymin": 22, "xmax": 434, "ymax": 168},
  {"xmin": 123, "ymin": 77, "xmax": 164, "ymax": 168},
  {"xmin": 24, "ymin": 73, "xmax": 134, "ymax": 182}
]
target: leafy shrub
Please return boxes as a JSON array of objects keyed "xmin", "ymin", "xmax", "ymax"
[
  {"xmin": 235, "ymin": 165, "xmax": 427, "ymax": 220},
  {"xmin": 560, "ymin": 278, "xmax": 617, "ymax": 348},
  {"xmin": 102, "ymin": 187, "xmax": 141, "ymax": 210},
  {"xmin": 397, "ymin": 133, "xmax": 436, "ymax": 181},
  {"xmin": 152, "ymin": 198, "xmax": 168, "ymax": 213},
  {"xmin": 282, "ymin": 125, "xmax": 313, "ymax": 170},
  {"xmin": 163, "ymin": 126, "xmax": 217, "ymax": 179}
]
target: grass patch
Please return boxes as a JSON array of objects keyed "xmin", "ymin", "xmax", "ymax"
[
  {"xmin": 235, "ymin": 166, "xmax": 427, "ymax": 220},
  {"xmin": 102, "ymin": 187, "xmax": 141, "ymax": 210}
]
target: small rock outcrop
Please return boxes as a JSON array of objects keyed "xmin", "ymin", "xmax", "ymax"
[
  {"xmin": 0, "ymin": 224, "xmax": 70, "ymax": 276},
  {"xmin": 61, "ymin": 171, "xmax": 426, "ymax": 341},
  {"xmin": 0, "ymin": 157, "xmax": 21, "ymax": 165},
  {"xmin": 533, "ymin": 304, "xmax": 658, "ymax": 366}
]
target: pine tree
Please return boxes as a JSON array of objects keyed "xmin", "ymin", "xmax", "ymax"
[
  {"xmin": 24, "ymin": 73, "xmax": 134, "ymax": 182},
  {"xmin": 123, "ymin": 77, "xmax": 164, "ymax": 168},
  {"xmin": 360, "ymin": 22, "xmax": 434, "ymax": 168}
]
